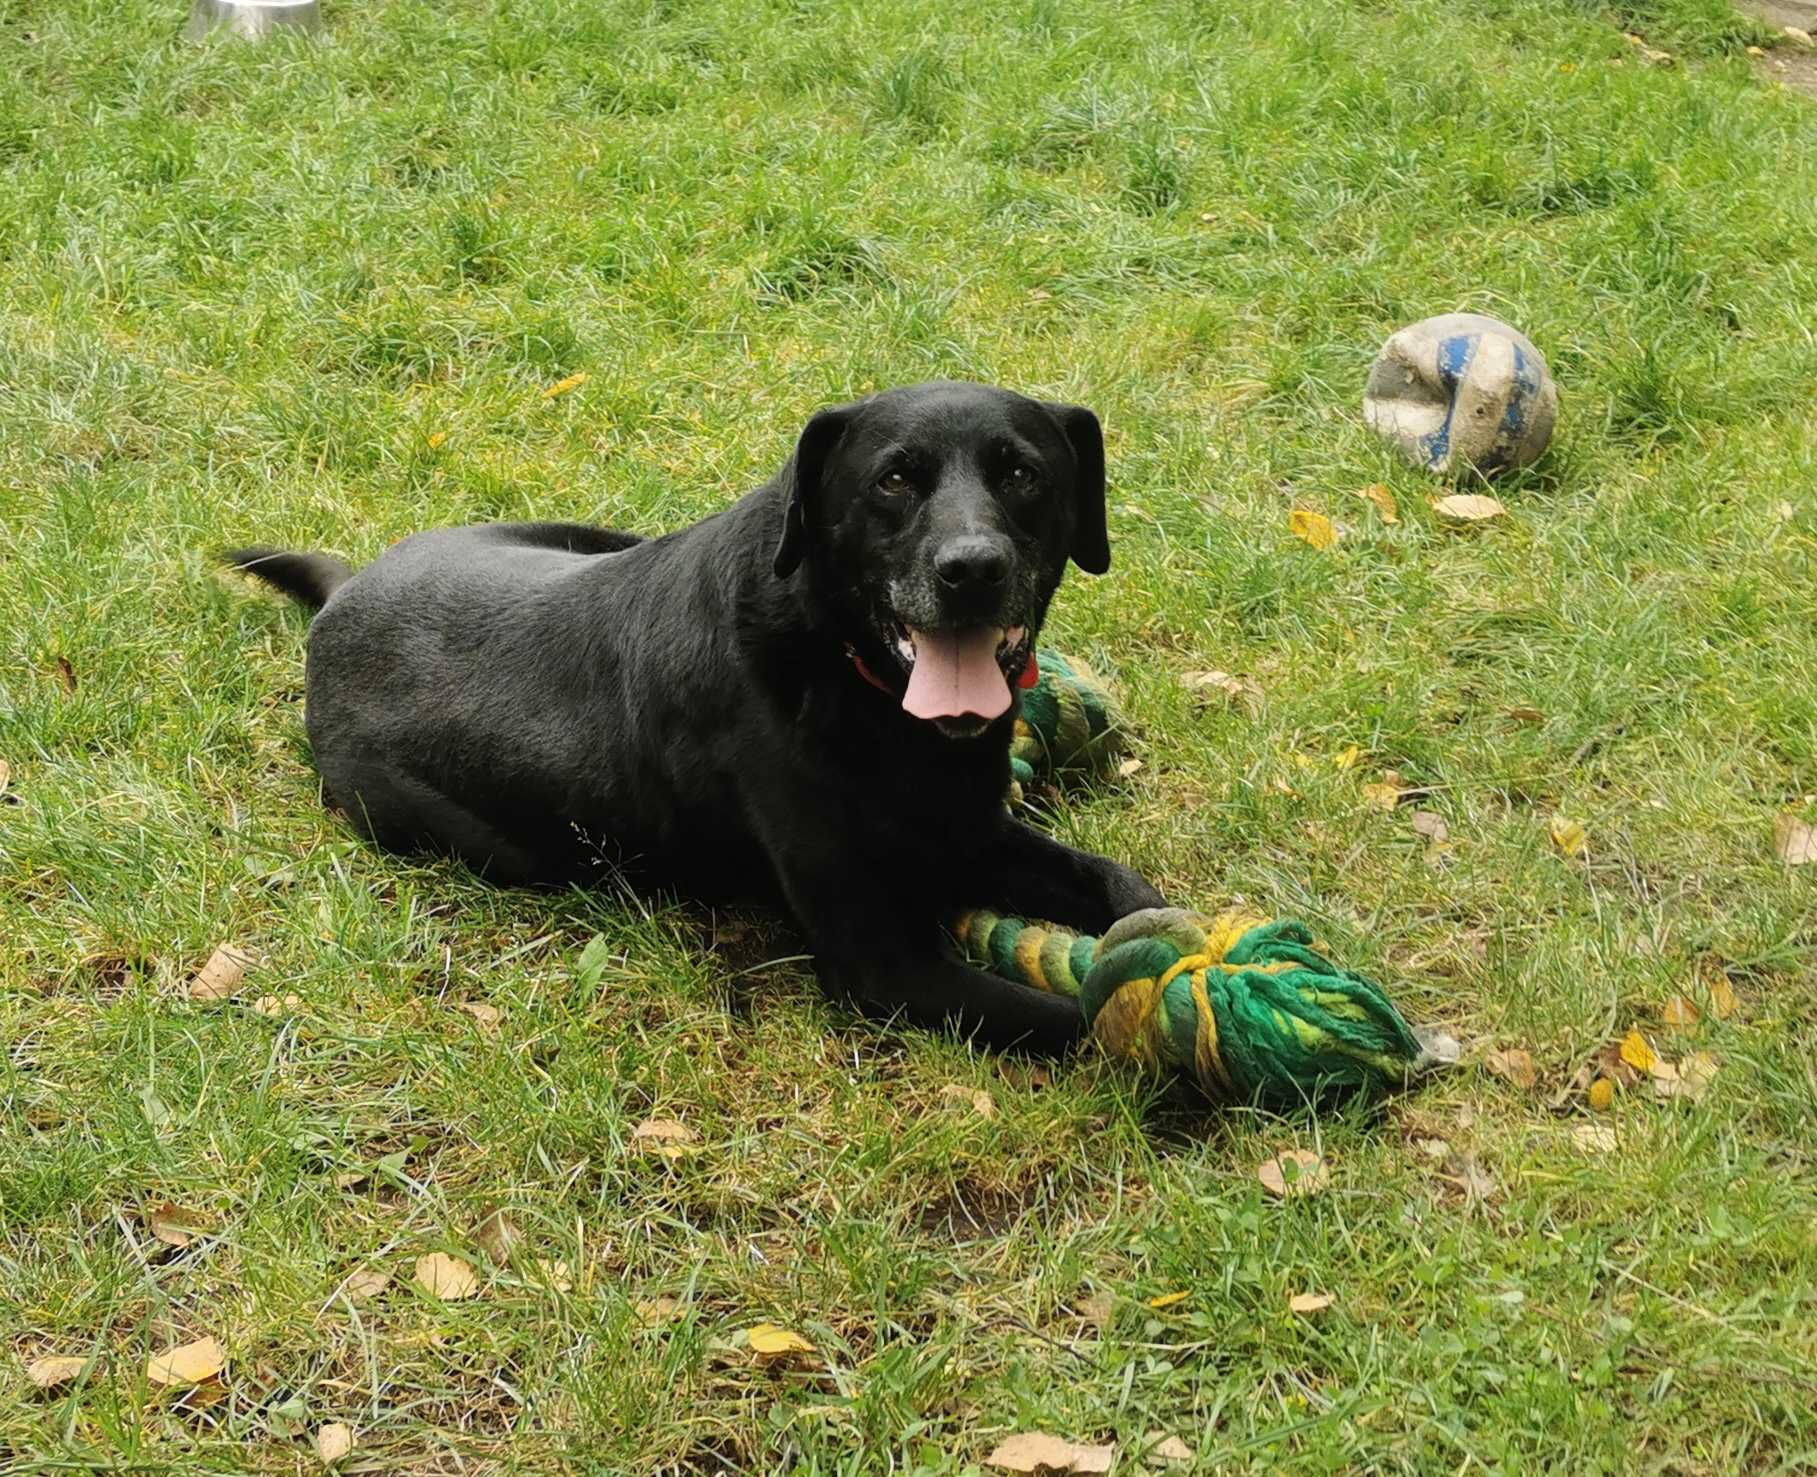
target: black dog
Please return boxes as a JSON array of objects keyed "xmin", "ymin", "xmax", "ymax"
[{"xmin": 229, "ymin": 381, "xmax": 1164, "ymax": 1049}]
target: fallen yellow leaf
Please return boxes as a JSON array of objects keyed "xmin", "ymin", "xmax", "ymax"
[
  {"xmin": 1289, "ymin": 508, "xmax": 1339, "ymax": 550},
  {"xmin": 1257, "ymin": 1148, "xmax": 1328, "ymax": 1198},
  {"xmin": 1145, "ymin": 1290, "xmax": 1190, "ymax": 1309},
  {"xmin": 146, "ymin": 1335, "xmax": 225, "ymax": 1387},
  {"xmin": 414, "ymin": 1252, "xmax": 479, "ymax": 1301},
  {"xmin": 1116, "ymin": 757, "xmax": 1144, "ymax": 779},
  {"xmin": 1432, "ymin": 493, "xmax": 1507, "ymax": 522},
  {"xmin": 1571, "ymin": 1122, "xmax": 1617, "ymax": 1153},
  {"xmin": 1502, "ymin": 705, "xmax": 1545, "ymax": 724},
  {"xmin": 1618, "ymin": 1028, "xmax": 1657, "ymax": 1074},
  {"xmin": 425, "ymin": 431, "xmax": 447, "ymax": 450},
  {"xmin": 1332, "ymin": 744, "xmax": 1361, "ymax": 771},
  {"xmin": 1485, "ymin": 1048, "xmax": 1538, "ymax": 1090},
  {"xmin": 1356, "ymin": 483, "xmax": 1399, "ymax": 524},
  {"xmin": 252, "ymin": 993, "xmax": 302, "ymax": 1016},
  {"xmin": 1587, "ymin": 1076, "xmax": 1615, "ymax": 1112},
  {"xmin": 1660, "ymin": 995, "xmax": 1700, "ymax": 1030},
  {"xmin": 1773, "ymin": 812, "xmax": 1817, "ymax": 866},
  {"xmin": 1288, "ymin": 1291, "xmax": 1334, "ymax": 1314},
  {"xmin": 1150, "ymin": 1435, "xmax": 1194, "ymax": 1465},
  {"xmin": 27, "ymin": 1354, "xmax": 90, "ymax": 1390},
  {"xmin": 0, "ymin": 758, "xmax": 11, "ymax": 796},
  {"xmin": 1361, "ymin": 781, "xmax": 1401, "ymax": 810},
  {"xmin": 747, "ymin": 1322, "xmax": 815, "ymax": 1357},
  {"xmin": 1705, "ymin": 970, "xmax": 1739, "ymax": 1020},
  {"xmin": 986, "ymin": 1432, "xmax": 1116, "ymax": 1474},
  {"xmin": 1549, "ymin": 815, "xmax": 1587, "ymax": 858},
  {"xmin": 315, "ymin": 1423, "xmax": 354, "ymax": 1467},
  {"xmin": 189, "ymin": 944, "xmax": 253, "ymax": 1003},
  {"xmin": 632, "ymin": 1118, "xmax": 701, "ymax": 1157},
  {"xmin": 541, "ymin": 370, "xmax": 589, "ymax": 400}
]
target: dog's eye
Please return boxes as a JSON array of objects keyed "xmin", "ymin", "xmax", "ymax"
[
  {"xmin": 1005, "ymin": 464, "xmax": 1037, "ymax": 492},
  {"xmin": 876, "ymin": 471, "xmax": 912, "ymax": 496}
]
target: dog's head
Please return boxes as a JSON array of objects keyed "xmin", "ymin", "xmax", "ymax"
[{"xmin": 772, "ymin": 381, "xmax": 1110, "ymax": 739}]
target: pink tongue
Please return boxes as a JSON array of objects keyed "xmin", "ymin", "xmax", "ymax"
[{"xmin": 901, "ymin": 626, "xmax": 1011, "ymax": 720}]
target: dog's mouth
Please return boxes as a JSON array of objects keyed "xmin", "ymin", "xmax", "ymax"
[{"xmin": 883, "ymin": 621, "xmax": 1030, "ymax": 732}]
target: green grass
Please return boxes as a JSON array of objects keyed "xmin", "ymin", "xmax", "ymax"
[{"xmin": 3, "ymin": 0, "xmax": 1815, "ymax": 1470}]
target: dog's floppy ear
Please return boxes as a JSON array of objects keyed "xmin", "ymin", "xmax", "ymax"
[
  {"xmin": 1046, "ymin": 402, "xmax": 1109, "ymax": 575},
  {"xmin": 773, "ymin": 405, "xmax": 853, "ymax": 578}
]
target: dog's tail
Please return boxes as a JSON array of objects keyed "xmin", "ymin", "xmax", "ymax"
[{"xmin": 224, "ymin": 546, "xmax": 355, "ymax": 612}]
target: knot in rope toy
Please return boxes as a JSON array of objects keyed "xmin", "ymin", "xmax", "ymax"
[{"xmin": 956, "ymin": 908, "xmax": 1447, "ymax": 1102}]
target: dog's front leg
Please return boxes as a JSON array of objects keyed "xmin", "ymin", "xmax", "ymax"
[
  {"xmin": 773, "ymin": 860, "xmax": 1086, "ymax": 1053},
  {"xmin": 979, "ymin": 817, "xmax": 1165, "ymax": 935}
]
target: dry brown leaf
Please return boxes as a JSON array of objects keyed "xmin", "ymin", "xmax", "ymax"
[
  {"xmin": 457, "ymin": 1000, "xmax": 502, "ymax": 1033},
  {"xmin": 1618, "ymin": 1028, "xmax": 1657, "ymax": 1073},
  {"xmin": 632, "ymin": 1118, "xmax": 701, "ymax": 1158},
  {"xmin": 986, "ymin": 1432, "xmax": 1115, "ymax": 1474},
  {"xmin": 1549, "ymin": 816, "xmax": 1587, "ymax": 858},
  {"xmin": 635, "ymin": 1295, "xmax": 681, "ymax": 1324},
  {"xmin": 1361, "ymin": 781, "xmax": 1401, "ymax": 811},
  {"xmin": 252, "ymin": 993, "xmax": 302, "ymax": 1016},
  {"xmin": 414, "ymin": 1252, "xmax": 479, "ymax": 1301},
  {"xmin": 1356, "ymin": 483, "xmax": 1400, "ymax": 524},
  {"xmin": 475, "ymin": 1209, "xmax": 518, "ymax": 1264},
  {"xmin": 1116, "ymin": 757, "xmax": 1145, "ymax": 779},
  {"xmin": 1181, "ymin": 669, "xmax": 1247, "ymax": 703},
  {"xmin": 1501, "ymin": 705, "xmax": 1545, "ymax": 725},
  {"xmin": 1587, "ymin": 1076, "xmax": 1616, "ymax": 1112},
  {"xmin": 1289, "ymin": 508, "xmax": 1339, "ymax": 550},
  {"xmin": 1075, "ymin": 1290, "xmax": 1115, "ymax": 1328},
  {"xmin": 1146, "ymin": 1290, "xmax": 1189, "ymax": 1310},
  {"xmin": 1655, "ymin": 1052, "xmax": 1718, "ymax": 1104},
  {"xmin": 1773, "ymin": 812, "xmax": 1817, "ymax": 866},
  {"xmin": 27, "ymin": 1354, "xmax": 90, "ymax": 1390},
  {"xmin": 147, "ymin": 1202, "xmax": 207, "ymax": 1249},
  {"xmin": 747, "ymin": 1322, "xmax": 816, "ymax": 1358},
  {"xmin": 534, "ymin": 1258, "xmax": 573, "ymax": 1292},
  {"xmin": 1441, "ymin": 1150, "xmax": 1496, "ymax": 1204},
  {"xmin": 338, "ymin": 1268, "xmax": 389, "ymax": 1303},
  {"xmin": 1484, "ymin": 1048, "xmax": 1537, "ymax": 1090},
  {"xmin": 1288, "ymin": 1291, "xmax": 1334, "ymax": 1314},
  {"xmin": 1660, "ymin": 995, "xmax": 1700, "ymax": 1030},
  {"xmin": 1410, "ymin": 810, "xmax": 1449, "ymax": 843},
  {"xmin": 939, "ymin": 1083, "xmax": 997, "ymax": 1119},
  {"xmin": 55, "ymin": 656, "xmax": 77, "ymax": 693},
  {"xmin": 146, "ymin": 1335, "xmax": 225, "ymax": 1387},
  {"xmin": 1257, "ymin": 1148, "xmax": 1328, "ymax": 1198},
  {"xmin": 1412, "ymin": 1136, "xmax": 1451, "ymax": 1159},
  {"xmin": 1571, "ymin": 1122, "xmax": 1617, "ymax": 1154},
  {"xmin": 0, "ymin": 758, "xmax": 11, "ymax": 797},
  {"xmin": 1150, "ymin": 1435, "xmax": 1194, "ymax": 1465},
  {"xmin": 189, "ymin": 944, "xmax": 253, "ymax": 1002},
  {"xmin": 1432, "ymin": 493, "xmax": 1506, "ymax": 522},
  {"xmin": 315, "ymin": 1423, "xmax": 354, "ymax": 1468}
]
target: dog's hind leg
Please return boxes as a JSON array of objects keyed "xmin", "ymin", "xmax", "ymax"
[{"xmin": 326, "ymin": 766, "xmax": 547, "ymax": 886}]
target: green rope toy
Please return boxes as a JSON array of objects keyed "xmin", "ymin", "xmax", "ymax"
[{"xmin": 970, "ymin": 650, "xmax": 1456, "ymax": 1104}]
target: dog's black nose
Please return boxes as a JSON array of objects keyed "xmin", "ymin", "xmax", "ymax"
[{"xmin": 934, "ymin": 534, "xmax": 1011, "ymax": 592}]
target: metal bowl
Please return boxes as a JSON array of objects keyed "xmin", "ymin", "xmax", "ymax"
[{"xmin": 187, "ymin": 0, "xmax": 322, "ymax": 41}]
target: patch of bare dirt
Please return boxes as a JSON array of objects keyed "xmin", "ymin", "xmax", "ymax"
[{"xmin": 1736, "ymin": 0, "xmax": 1817, "ymax": 95}]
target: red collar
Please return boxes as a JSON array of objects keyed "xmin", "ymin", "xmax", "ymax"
[{"xmin": 843, "ymin": 644, "xmax": 1040, "ymax": 696}]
